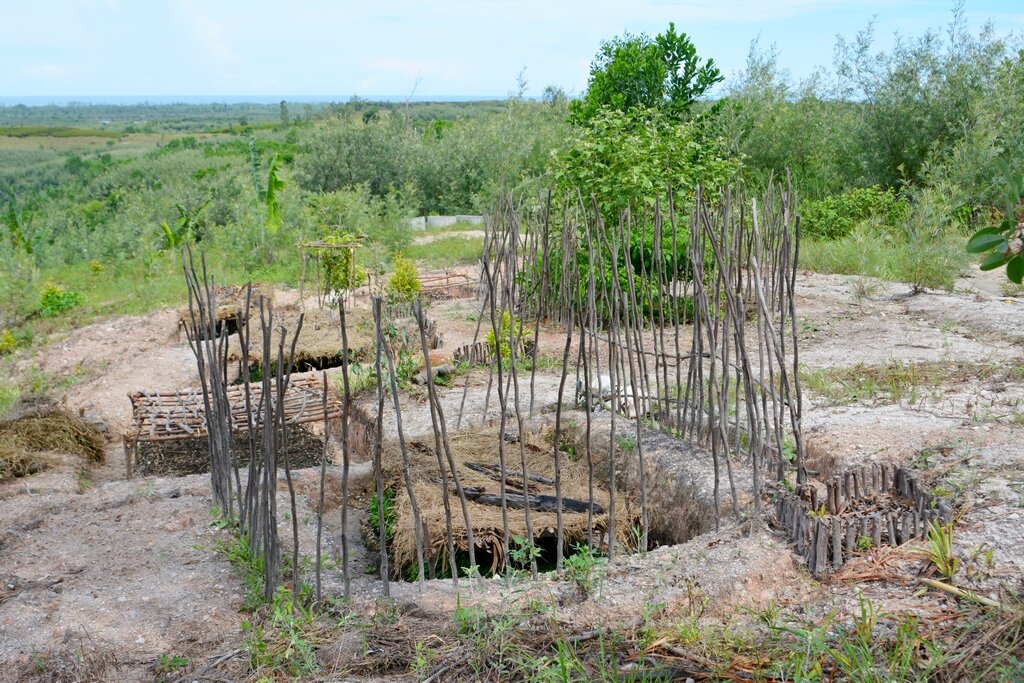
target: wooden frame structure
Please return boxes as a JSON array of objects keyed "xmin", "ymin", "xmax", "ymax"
[{"xmin": 123, "ymin": 375, "xmax": 343, "ymax": 477}]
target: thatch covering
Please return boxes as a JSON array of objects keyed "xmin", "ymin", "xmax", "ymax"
[
  {"xmin": 228, "ymin": 307, "xmax": 376, "ymax": 367},
  {"xmin": 0, "ymin": 403, "xmax": 105, "ymax": 482},
  {"xmin": 383, "ymin": 425, "xmax": 637, "ymax": 576},
  {"xmin": 178, "ymin": 283, "xmax": 274, "ymax": 335}
]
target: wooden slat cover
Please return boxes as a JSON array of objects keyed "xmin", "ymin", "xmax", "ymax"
[{"xmin": 128, "ymin": 375, "xmax": 341, "ymax": 443}]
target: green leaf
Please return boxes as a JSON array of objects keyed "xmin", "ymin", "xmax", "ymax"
[
  {"xmin": 966, "ymin": 231, "xmax": 1007, "ymax": 254},
  {"xmin": 264, "ymin": 154, "xmax": 285, "ymax": 235},
  {"xmin": 979, "ymin": 251, "xmax": 1007, "ymax": 271},
  {"xmin": 1008, "ymin": 256, "xmax": 1024, "ymax": 284}
]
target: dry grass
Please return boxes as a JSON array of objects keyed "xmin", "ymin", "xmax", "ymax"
[
  {"xmin": 383, "ymin": 424, "xmax": 638, "ymax": 577},
  {"xmin": 801, "ymin": 361, "xmax": 1016, "ymax": 407},
  {"xmin": 0, "ymin": 404, "xmax": 105, "ymax": 482}
]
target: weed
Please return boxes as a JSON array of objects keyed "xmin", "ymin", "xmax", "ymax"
[
  {"xmin": 563, "ymin": 543, "xmax": 605, "ymax": 595},
  {"xmin": 0, "ymin": 381, "xmax": 18, "ymax": 416},
  {"xmin": 368, "ymin": 488, "xmax": 397, "ymax": 540},
  {"xmin": 76, "ymin": 467, "xmax": 92, "ymax": 492},
  {"xmin": 508, "ymin": 534, "xmax": 541, "ymax": 571},
  {"xmin": 0, "ymin": 330, "xmax": 17, "ymax": 356},
  {"xmin": 410, "ymin": 640, "xmax": 437, "ymax": 678},
  {"xmin": 926, "ymin": 521, "xmax": 959, "ymax": 582},
  {"xmin": 38, "ymin": 281, "xmax": 84, "ymax": 317},
  {"xmin": 154, "ymin": 653, "xmax": 189, "ymax": 674},
  {"xmin": 615, "ymin": 433, "xmax": 636, "ymax": 451}
]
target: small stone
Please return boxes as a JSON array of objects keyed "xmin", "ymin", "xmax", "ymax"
[{"xmin": 82, "ymin": 413, "xmax": 108, "ymax": 433}]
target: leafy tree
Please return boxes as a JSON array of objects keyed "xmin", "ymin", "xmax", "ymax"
[
  {"xmin": 554, "ymin": 107, "xmax": 736, "ymax": 218},
  {"xmin": 834, "ymin": 10, "xmax": 1008, "ymax": 189},
  {"xmin": 569, "ymin": 23, "xmax": 723, "ymax": 123}
]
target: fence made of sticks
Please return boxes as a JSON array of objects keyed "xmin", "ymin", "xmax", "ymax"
[
  {"xmin": 776, "ymin": 462, "xmax": 954, "ymax": 575},
  {"xmin": 181, "ymin": 179, "xmax": 827, "ymax": 604}
]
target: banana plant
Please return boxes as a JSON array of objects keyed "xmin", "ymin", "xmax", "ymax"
[{"xmin": 264, "ymin": 153, "xmax": 285, "ymax": 235}]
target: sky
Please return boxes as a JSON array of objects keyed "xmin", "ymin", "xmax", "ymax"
[{"xmin": 1, "ymin": 0, "xmax": 1022, "ymax": 103}]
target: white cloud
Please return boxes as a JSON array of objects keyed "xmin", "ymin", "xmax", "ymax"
[
  {"xmin": 18, "ymin": 63, "xmax": 68, "ymax": 79},
  {"xmin": 361, "ymin": 57, "xmax": 465, "ymax": 81},
  {"xmin": 188, "ymin": 8, "xmax": 241, "ymax": 63}
]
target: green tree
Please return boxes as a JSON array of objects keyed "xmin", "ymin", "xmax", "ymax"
[{"xmin": 569, "ymin": 23, "xmax": 723, "ymax": 123}]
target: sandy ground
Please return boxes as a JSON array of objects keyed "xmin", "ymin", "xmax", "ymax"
[{"xmin": 1, "ymin": 268, "xmax": 1022, "ymax": 680}]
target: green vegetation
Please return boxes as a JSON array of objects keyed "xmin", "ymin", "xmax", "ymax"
[
  {"xmin": 485, "ymin": 310, "xmax": 525, "ymax": 363},
  {"xmin": 38, "ymin": 281, "xmax": 83, "ymax": 317},
  {"xmin": 801, "ymin": 361, "xmax": 1012, "ymax": 407},
  {"xmin": 386, "ymin": 254, "xmax": 421, "ymax": 302},
  {"xmin": 926, "ymin": 521, "xmax": 960, "ymax": 583},
  {"xmin": 569, "ymin": 22, "xmax": 722, "ymax": 123},
  {"xmin": 401, "ymin": 234, "xmax": 484, "ymax": 268}
]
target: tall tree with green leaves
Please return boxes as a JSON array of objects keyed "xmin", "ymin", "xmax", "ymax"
[{"xmin": 569, "ymin": 22, "xmax": 723, "ymax": 124}]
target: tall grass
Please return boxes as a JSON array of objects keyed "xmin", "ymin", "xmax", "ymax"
[
  {"xmin": 800, "ymin": 220, "xmax": 970, "ymax": 292},
  {"xmin": 401, "ymin": 235, "xmax": 484, "ymax": 268}
]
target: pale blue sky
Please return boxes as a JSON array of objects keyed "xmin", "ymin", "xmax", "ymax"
[{"xmin": 1, "ymin": 0, "xmax": 1021, "ymax": 102}]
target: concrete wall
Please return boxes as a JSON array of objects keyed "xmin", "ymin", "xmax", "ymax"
[{"xmin": 408, "ymin": 215, "xmax": 484, "ymax": 230}]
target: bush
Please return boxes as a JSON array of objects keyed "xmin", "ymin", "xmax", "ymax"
[
  {"xmin": 800, "ymin": 219, "xmax": 969, "ymax": 292},
  {"xmin": 800, "ymin": 186, "xmax": 909, "ymax": 240},
  {"xmin": 0, "ymin": 329, "xmax": 16, "ymax": 356},
  {"xmin": 38, "ymin": 282, "xmax": 83, "ymax": 317},
  {"xmin": 485, "ymin": 310, "xmax": 525, "ymax": 362},
  {"xmin": 386, "ymin": 254, "xmax": 420, "ymax": 302}
]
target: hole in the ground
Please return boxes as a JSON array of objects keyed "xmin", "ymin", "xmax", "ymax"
[
  {"xmin": 235, "ymin": 355, "xmax": 346, "ymax": 384},
  {"xmin": 187, "ymin": 316, "xmax": 241, "ymax": 341},
  {"xmin": 382, "ymin": 530, "xmax": 601, "ymax": 582}
]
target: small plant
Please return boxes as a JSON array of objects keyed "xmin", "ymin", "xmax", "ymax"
[
  {"xmin": 615, "ymin": 433, "xmax": 636, "ymax": 451},
  {"xmin": 386, "ymin": 253, "xmax": 420, "ymax": 302},
  {"xmin": 453, "ymin": 594, "xmax": 486, "ymax": 637},
  {"xmin": 508, "ymin": 534, "xmax": 541, "ymax": 570},
  {"xmin": 0, "ymin": 329, "xmax": 17, "ymax": 356},
  {"xmin": 856, "ymin": 535, "xmax": 874, "ymax": 552},
  {"xmin": 410, "ymin": 640, "xmax": 437, "ymax": 677},
  {"xmin": 926, "ymin": 520, "xmax": 959, "ymax": 582},
  {"xmin": 485, "ymin": 310, "xmax": 525, "ymax": 363},
  {"xmin": 368, "ymin": 488, "xmax": 397, "ymax": 540},
  {"xmin": 155, "ymin": 653, "xmax": 189, "ymax": 674},
  {"xmin": 563, "ymin": 543, "xmax": 605, "ymax": 595},
  {"xmin": 38, "ymin": 281, "xmax": 83, "ymax": 317}
]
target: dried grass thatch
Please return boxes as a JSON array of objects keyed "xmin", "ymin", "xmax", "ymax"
[
  {"xmin": 229, "ymin": 307, "xmax": 377, "ymax": 368},
  {"xmin": 383, "ymin": 425, "xmax": 638, "ymax": 576},
  {"xmin": 0, "ymin": 404, "xmax": 105, "ymax": 482},
  {"xmin": 178, "ymin": 283, "xmax": 274, "ymax": 336}
]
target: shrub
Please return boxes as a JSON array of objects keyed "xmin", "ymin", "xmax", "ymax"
[
  {"xmin": 0, "ymin": 330, "xmax": 16, "ymax": 356},
  {"xmin": 386, "ymin": 254, "xmax": 420, "ymax": 302},
  {"xmin": 485, "ymin": 310, "xmax": 525, "ymax": 362},
  {"xmin": 800, "ymin": 186, "xmax": 909, "ymax": 240},
  {"xmin": 38, "ymin": 282, "xmax": 83, "ymax": 317}
]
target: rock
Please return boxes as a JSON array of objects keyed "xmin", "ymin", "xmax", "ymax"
[{"xmin": 81, "ymin": 412, "xmax": 108, "ymax": 434}]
